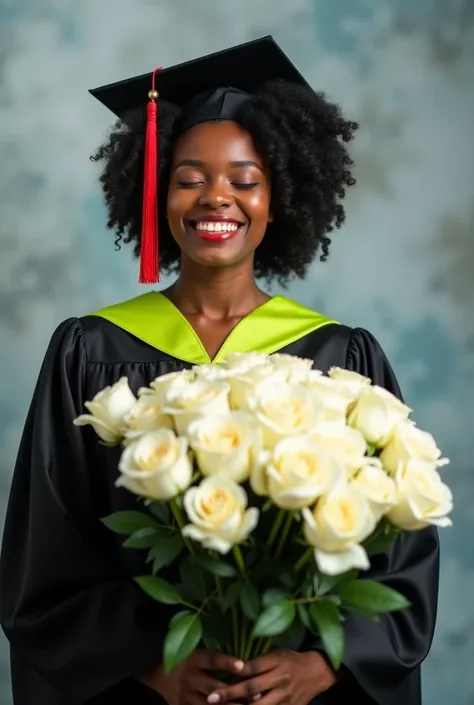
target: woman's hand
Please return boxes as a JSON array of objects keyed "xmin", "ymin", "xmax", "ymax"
[
  {"xmin": 207, "ymin": 650, "xmax": 337, "ymax": 705},
  {"xmin": 138, "ymin": 650, "xmax": 251, "ymax": 705}
]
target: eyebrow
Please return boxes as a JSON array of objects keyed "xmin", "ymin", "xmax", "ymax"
[{"xmin": 173, "ymin": 159, "xmax": 264, "ymax": 173}]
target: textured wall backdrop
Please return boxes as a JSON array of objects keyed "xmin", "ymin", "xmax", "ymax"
[{"xmin": 0, "ymin": 0, "xmax": 473, "ymax": 703}]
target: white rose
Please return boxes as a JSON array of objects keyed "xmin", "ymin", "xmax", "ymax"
[
  {"xmin": 305, "ymin": 374, "xmax": 354, "ymax": 423},
  {"xmin": 348, "ymin": 386, "xmax": 411, "ymax": 447},
  {"xmin": 187, "ymin": 412, "xmax": 261, "ymax": 484},
  {"xmin": 247, "ymin": 379, "xmax": 324, "ymax": 450},
  {"xmin": 254, "ymin": 436, "xmax": 343, "ymax": 510},
  {"xmin": 117, "ymin": 429, "xmax": 193, "ymax": 501},
  {"xmin": 302, "ymin": 485, "xmax": 376, "ymax": 575},
  {"xmin": 351, "ymin": 459, "xmax": 397, "ymax": 520},
  {"xmin": 73, "ymin": 377, "xmax": 136, "ymax": 444},
  {"xmin": 164, "ymin": 379, "xmax": 231, "ymax": 436},
  {"xmin": 387, "ymin": 459, "xmax": 453, "ymax": 530},
  {"xmin": 269, "ymin": 353, "xmax": 314, "ymax": 377},
  {"xmin": 138, "ymin": 370, "xmax": 196, "ymax": 401},
  {"xmin": 123, "ymin": 394, "xmax": 173, "ymax": 439},
  {"xmin": 182, "ymin": 476, "xmax": 259, "ymax": 554},
  {"xmin": 311, "ymin": 423, "xmax": 367, "ymax": 477},
  {"xmin": 192, "ymin": 364, "xmax": 232, "ymax": 382},
  {"xmin": 227, "ymin": 365, "xmax": 286, "ymax": 411},
  {"xmin": 328, "ymin": 367, "xmax": 372, "ymax": 396},
  {"xmin": 222, "ymin": 352, "xmax": 270, "ymax": 372},
  {"xmin": 380, "ymin": 421, "xmax": 447, "ymax": 474}
]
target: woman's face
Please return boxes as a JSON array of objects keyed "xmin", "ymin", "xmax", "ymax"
[{"xmin": 167, "ymin": 120, "xmax": 272, "ymax": 270}]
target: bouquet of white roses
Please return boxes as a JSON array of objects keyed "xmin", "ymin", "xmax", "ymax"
[{"xmin": 74, "ymin": 352, "xmax": 452, "ymax": 673}]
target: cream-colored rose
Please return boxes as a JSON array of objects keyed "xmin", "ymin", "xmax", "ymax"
[
  {"xmin": 222, "ymin": 352, "xmax": 270, "ymax": 372},
  {"xmin": 116, "ymin": 429, "xmax": 193, "ymax": 501},
  {"xmin": 164, "ymin": 379, "xmax": 231, "ymax": 436},
  {"xmin": 123, "ymin": 394, "xmax": 173, "ymax": 439},
  {"xmin": 302, "ymin": 485, "xmax": 376, "ymax": 575},
  {"xmin": 254, "ymin": 436, "xmax": 343, "ymax": 509},
  {"xmin": 348, "ymin": 386, "xmax": 411, "ymax": 447},
  {"xmin": 269, "ymin": 353, "xmax": 314, "ymax": 377},
  {"xmin": 192, "ymin": 364, "xmax": 232, "ymax": 383},
  {"xmin": 138, "ymin": 370, "xmax": 196, "ymax": 401},
  {"xmin": 227, "ymin": 365, "xmax": 286, "ymax": 411},
  {"xmin": 311, "ymin": 423, "xmax": 367, "ymax": 477},
  {"xmin": 387, "ymin": 459, "xmax": 453, "ymax": 530},
  {"xmin": 380, "ymin": 421, "xmax": 447, "ymax": 474},
  {"xmin": 351, "ymin": 458, "xmax": 397, "ymax": 520},
  {"xmin": 73, "ymin": 376, "xmax": 136, "ymax": 444},
  {"xmin": 247, "ymin": 378, "xmax": 323, "ymax": 450},
  {"xmin": 187, "ymin": 412, "xmax": 260, "ymax": 483},
  {"xmin": 182, "ymin": 476, "xmax": 259, "ymax": 554},
  {"xmin": 328, "ymin": 368, "xmax": 372, "ymax": 396},
  {"xmin": 305, "ymin": 374, "xmax": 354, "ymax": 423}
]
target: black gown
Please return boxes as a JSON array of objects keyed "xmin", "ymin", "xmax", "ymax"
[{"xmin": 0, "ymin": 293, "xmax": 439, "ymax": 705}]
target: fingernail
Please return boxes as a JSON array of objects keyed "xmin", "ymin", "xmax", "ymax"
[
  {"xmin": 253, "ymin": 696, "xmax": 262, "ymax": 701},
  {"xmin": 234, "ymin": 660, "xmax": 245, "ymax": 672},
  {"xmin": 208, "ymin": 695, "xmax": 220, "ymax": 704}
]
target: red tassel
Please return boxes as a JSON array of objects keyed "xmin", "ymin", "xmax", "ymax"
[{"xmin": 139, "ymin": 68, "xmax": 162, "ymax": 284}]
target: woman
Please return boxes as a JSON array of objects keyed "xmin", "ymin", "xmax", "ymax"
[{"xmin": 0, "ymin": 37, "xmax": 438, "ymax": 705}]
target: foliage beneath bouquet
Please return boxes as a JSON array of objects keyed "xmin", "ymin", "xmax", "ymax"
[{"xmin": 74, "ymin": 352, "xmax": 453, "ymax": 672}]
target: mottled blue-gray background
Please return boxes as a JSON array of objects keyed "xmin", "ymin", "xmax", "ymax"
[{"xmin": 0, "ymin": 0, "xmax": 473, "ymax": 703}]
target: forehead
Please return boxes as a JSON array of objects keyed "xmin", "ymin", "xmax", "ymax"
[{"xmin": 172, "ymin": 121, "xmax": 262, "ymax": 164}]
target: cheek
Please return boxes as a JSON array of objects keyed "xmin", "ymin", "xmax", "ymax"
[
  {"xmin": 166, "ymin": 188, "xmax": 194, "ymax": 223},
  {"xmin": 246, "ymin": 189, "xmax": 272, "ymax": 220}
]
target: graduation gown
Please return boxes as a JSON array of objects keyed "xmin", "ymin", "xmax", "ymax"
[{"xmin": 0, "ymin": 293, "xmax": 439, "ymax": 705}]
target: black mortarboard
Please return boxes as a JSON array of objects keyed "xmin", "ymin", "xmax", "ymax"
[{"xmin": 89, "ymin": 36, "xmax": 308, "ymax": 283}]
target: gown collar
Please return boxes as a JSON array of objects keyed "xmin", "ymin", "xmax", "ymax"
[{"xmin": 88, "ymin": 292, "xmax": 338, "ymax": 365}]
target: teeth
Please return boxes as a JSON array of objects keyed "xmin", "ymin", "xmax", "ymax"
[{"xmin": 195, "ymin": 222, "xmax": 239, "ymax": 232}]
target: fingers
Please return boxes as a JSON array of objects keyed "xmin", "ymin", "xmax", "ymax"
[
  {"xmin": 207, "ymin": 670, "xmax": 289, "ymax": 704},
  {"xmin": 245, "ymin": 653, "xmax": 282, "ymax": 676},
  {"xmin": 194, "ymin": 651, "xmax": 251, "ymax": 677}
]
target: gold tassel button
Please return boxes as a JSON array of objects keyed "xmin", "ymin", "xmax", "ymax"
[{"xmin": 148, "ymin": 89, "xmax": 159, "ymax": 100}]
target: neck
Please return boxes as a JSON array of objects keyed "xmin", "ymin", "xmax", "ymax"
[{"xmin": 164, "ymin": 257, "xmax": 269, "ymax": 319}]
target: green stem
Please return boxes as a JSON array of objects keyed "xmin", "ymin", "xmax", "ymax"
[
  {"xmin": 295, "ymin": 548, "xmax": 313, "ymax": 573},
  {"xmin": 171, "ymin": 498, "xmax": 194, "ymax": 554},
  {"xmin": 267, "ymin": 509, "xmax": 286, "ymax": 548},
  {"xmin": 233, "ymin": 545, "xmax": 246, "ymax": 575},
  {"xmin": 275, "ymin": 512, "xmax": 295, "ymax": 559},
  {"xmin": 231, "ymin": 604, "xmax": 239, "ymax": 656},
  {"xmin": 239, "ymin": 617, "xmax": 248, "ymax": 660}
]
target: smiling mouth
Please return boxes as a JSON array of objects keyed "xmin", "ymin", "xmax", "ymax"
[{"xmin": 187, "ymin": 219, "xmax": 246, "ymax": 241}]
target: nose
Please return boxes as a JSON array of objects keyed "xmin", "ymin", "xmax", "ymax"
[{"xmin": 198, "ymin": 179, "xmax": 233, "ymax": 209}]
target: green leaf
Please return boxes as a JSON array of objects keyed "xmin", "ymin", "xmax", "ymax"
[
  {"xmin": 169, "ymin": 610, "xmax": 192, "ymax": 629},
  {"xmin": 309, "ymin": 601, "xmax": 344, "ymax": 670},
  {"xmin": 134, "ymin": 576, "xmax": 182, "ymax": 605},
  {"xmin": 101, "ymin": 511, "xmax": 158, "ymax": 535},
  {"xmin": 221, "ymin": 581, "xmax": 243, "ymax": 613},
  {"xmin": 274, "ymin": 616, "xmax": 306, "ymax": 650},
  {"xmin": 193, "ymin": 554, "xmax": 237, "ymax": 578},
  {"xmin": 262, "ymin": 588, "xmax": 290, "ymax": 607},
  {"xmin": 240, "ymin": 583, "xmax": 261, "ymax": 621},
  {"xmin": 279, "ymin": 568, "xmax": 297, "ymax": 589},
  {"xmin": 364, "ymin": 530, "xmax": 399, "ymax": 557},
  {"xmin": 123, "ymin": 527, "xmax": 159, "ymax": 549},
  {"xmin": 149, "ymin": 502, "xmax": 171, "ymax": 524},
  {"xmin": 339, "ymin": 579, "xmax": 411, "ymax": 613},
  {"xmin": 179, "ymin": 559, "xmax": 208, "ymax": 603},
  {"xmin": 297, "ymin": 603, "xmax": 312, "ymax": 630},
  {"xmin": 148, "ymin": 535, "xmax": 185, "ymax": 574},
  {"xmin": 163, "ymin": 613, "xmax": 202, "ymax": 673},
  {"xmin": 252, "ymin": 600, "xmax": 295, "ymax": 638},
  {"xmin": 313, "ymin": 568, "xmax": 359, "ymax": 596}
]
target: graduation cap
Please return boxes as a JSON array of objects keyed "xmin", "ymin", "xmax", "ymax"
[{"xmin": 90, "ymin": 36, "xmax": 308, "ymax": 283}]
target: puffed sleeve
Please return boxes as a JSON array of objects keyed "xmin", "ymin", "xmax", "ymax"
[
  {"xmin": 333, "ymin": 328, "xmax": 439, "ymax": 705},
  {"xmin": 0, "ymin": 319, "xmax": 169, "ymax": 704}
]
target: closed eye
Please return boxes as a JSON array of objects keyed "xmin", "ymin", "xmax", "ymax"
[
  {"xmin": 232, "ymin": 182, "xmax": 259, "ymax": 190},
  {"xmin": 178, "ymin": 181, "xmax": 203, "ymax": 188}
]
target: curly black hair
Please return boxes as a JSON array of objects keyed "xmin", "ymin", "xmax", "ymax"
[{"xmin": 91, "ymin": 79, "xmax": 358, "ymax": 285}]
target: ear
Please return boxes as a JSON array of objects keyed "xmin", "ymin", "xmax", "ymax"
[{"xmin": 267, "ymin": 211, "xmax": 274, "ymax": 223}]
